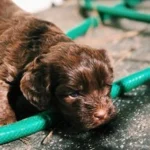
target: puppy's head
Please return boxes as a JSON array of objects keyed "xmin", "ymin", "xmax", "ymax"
[{"xmin": 21, "ymin": 42, "xmax": 116, "ymax": 130}]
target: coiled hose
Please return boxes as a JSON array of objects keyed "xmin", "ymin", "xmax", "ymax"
[{"xmin": 0, "ymin": 67, "xmax": 150, "ymax": 144}]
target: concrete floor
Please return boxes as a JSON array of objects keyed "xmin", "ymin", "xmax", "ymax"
[{"xmin": 0, "ymin": 0, "xmax": 150, "ymax": 150}]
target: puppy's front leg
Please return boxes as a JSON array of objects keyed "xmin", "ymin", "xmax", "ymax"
[{"xmin": 0, "ymin": 80, "xmax": 16, "ymax": 126}]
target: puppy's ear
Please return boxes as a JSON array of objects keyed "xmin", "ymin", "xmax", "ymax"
[
  {"xmin": 98, "ymin": 49, "xmax": 111, "ymax": 62},
  {"xmin": 20, "ymin": 56, "xmax": 51, "ymax": 110},
  {"xmin": 98, "ymin": 49, "xmax": 113, "ymax": 72}
]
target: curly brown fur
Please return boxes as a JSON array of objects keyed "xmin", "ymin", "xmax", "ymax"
[{"xmin": 0, "ymin": 0, "xmax": 116, "ymax": 130}]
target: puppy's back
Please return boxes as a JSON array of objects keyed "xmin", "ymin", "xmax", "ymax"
[{"xmin": 0, "ymin": 0, "xmax": 26, "ymax": 20}]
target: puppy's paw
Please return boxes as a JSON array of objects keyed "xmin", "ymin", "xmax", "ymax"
[{"xmin": 0, "ymin": 116, "xmax": 16, "ymax": 126}]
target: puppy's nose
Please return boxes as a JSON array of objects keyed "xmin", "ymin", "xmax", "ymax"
[{"xmin": 94, "ymin": 110, "xmax": 107, "ymax": 120}]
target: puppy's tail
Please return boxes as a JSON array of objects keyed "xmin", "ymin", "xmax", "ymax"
[{"xmin": 0, "ymin": 0, "xmax": 25, "ymax": 20}]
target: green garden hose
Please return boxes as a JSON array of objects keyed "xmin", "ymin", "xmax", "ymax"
[
  {"xmin": 0, "ymin": 111, "xmax": 60, "ymax": 145},
  {"xmin": 111, "ymin": 68, "xmax": 150, "ymax": 98},
  {"xmin": 123, "ymin": 0, "xmax": 142, "ymax": 7},
  {"xmin": 0, "ymin": 68, "xmax": 150, "ymax": 144},
  {"xmin": 66, "ymin": 16, "xmax": 100, "ymax": 40},
  {"xmin": 82, "ymin": 1, "xmax": 150, "ymax": 23}
]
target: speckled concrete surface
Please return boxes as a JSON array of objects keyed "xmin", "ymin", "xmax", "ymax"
[{"xmin": 0, "ymin": 0, "xmax": 150, "ymax": 150}]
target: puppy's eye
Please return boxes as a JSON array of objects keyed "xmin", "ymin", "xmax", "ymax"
[{"xmin": 68, "ymin": 91, "xmax": 80, "ymax": 98}]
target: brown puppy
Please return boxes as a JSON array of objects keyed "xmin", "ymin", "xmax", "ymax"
[{"xmin": 0, "ymin": 0, "xmax": 116, "ymax": 130}]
